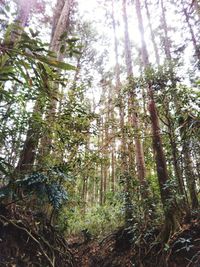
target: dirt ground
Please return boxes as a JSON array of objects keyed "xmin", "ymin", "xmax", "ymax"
[{"xmin": 0, "ymin": 204, "xmax": 199, "ymax": 267}]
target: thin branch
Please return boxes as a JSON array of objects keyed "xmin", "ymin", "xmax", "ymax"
[{"xmin": 0, "ymin": 215, "xmax": 55, "ymax": 267}]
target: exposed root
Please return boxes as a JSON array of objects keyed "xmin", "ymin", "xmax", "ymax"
[{"xmin": 0, "ymin": 204, "xmax": 75, "ymax": 267}]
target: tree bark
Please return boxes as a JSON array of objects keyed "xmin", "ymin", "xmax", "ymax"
[
  {"xmin": 144, "ymin": 0, "xmax": 160, "ymax": 65},
  {"xmin": 112, "ymin": 0, "xmax": 133, "ymax": 223},
  {"xmin": 135, "ymin": 0, "xmax": 179, "ymax": 240},
  {"xmin": 39, "ymin": 0, "xmax": 73, "ymax": 162},
  {"xmin": 100, "ymin": 117, "xmax": 104, "ymax": 205},
  {"xmin": 182, "ymin": 3, "xmax": 200, "ymax": 65},
  {"xmin": 122, "ymin": 0, "xmax": 147, "ymax": 189},
  {"xmin": 16, "ymin": 101, "xmax": 43, "ymax": 171},
  {"xmin": 183, "ymin": 140, "xmax": 199, "ymax": 209},
  {"xmin": 192, "ymin": 0, "xmax": 200, "ymax": 19},
  {"xmin": 160, "ymin": 0, "xmax": 172, "ymax": 60},
  {"xmin": 112, "ymin": 0, "xmax": 128, "ymax": 182},
  {"xmin": 16, "ymin": 0, "xmax": 73, "ymax": 171},
  {"xmin": 164, "ymin": 107, "xmax": 188, "ymax": 207},
  {"xmin": 15, "ymin": 0, "xmax": 34, "ymax": 27}
]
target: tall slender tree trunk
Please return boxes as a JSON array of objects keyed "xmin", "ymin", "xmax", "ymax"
[
  {"xmin": 160, "ymin": 0, "xmax": 172, "ymax": 61},
  {"xmin": 164, "ymin": 107, "xmax": 188, "ymax": 208},
  {"xmin": 111, "ymin": 149, "xmax": 115, "ymax": 192},
  {"xmin": 192, "ymin": 0, "xmax": 200, "ymax": 19},
  {"xmin": 135, "ymin": 0, "xmax": 179, "ymax": 240},
  {"xmin": 144, "ymin": 0, "xmax": 160, "ymax": 65},
  {"xmin": 112, "ymin": 0, "xmax": 132, "ymax": 223},
  {"xmin": 82, "ymin": 137, "xmax": 90, "ymax": 212},
  {"xmin": 15, "ymin": 0, "xmax": 34, "ymax": 27},
  {"xmin": 111, "ymin": 0, "xmax": 127, "ymax": 180},
  {"xmin": 103, "ymin": 114, "xmax": 109, "ymax": 204},
  {"xmin": 182, "ymin": 140, "xmax": 199, "ymax": 209},
  {"xmin": 182, "ymin": 3, "xmax": 200, "ymax": 64},
  {"xmin": 100, "ymin": 117, "xmax": 104, "ymax": 205},
  {"xmin": 16, "ymin": 100, "xmax": 43, "ymax": 171},
  {"xmin": 16, "ymin": 0, "xmax": 73, "ymax": 171},
  {"xmin": 39, "ymin": 0, "xmax": 73, "ymax": 162},
  {"xmin": 148, "ymin": 88, "xmax": 177, "ymax": 240},
  {"xmin": 160, "ymin": 0, "xmax": 197, "ymax": 211},
  {"xmin": 109, "ymin": 84, "xmax": 116, "ymax": 192},
  {"xmin": 122, "ymin": 0, "xmax": 147, "ymax": 190}
]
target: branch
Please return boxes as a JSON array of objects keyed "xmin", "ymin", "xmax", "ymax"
[{"xmin": 0, "ymin": 215, "xmax": 55, "ymax": 267}]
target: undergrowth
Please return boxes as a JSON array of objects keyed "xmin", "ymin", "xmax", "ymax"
[{"xmin": 59, "ymin": 194, "xmax": 124, "ymax": 236}]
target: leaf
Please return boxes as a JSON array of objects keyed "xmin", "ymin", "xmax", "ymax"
[
  {"xmin": 29, "ymin": 28, "xmax": 39, "ymax": 38},
  {"xmin": 67, "ymin": 37, "xmax": 79, "ymax": 43},
  {"xmin": 0, "ymin": 163, "xmax": 8, "ymax": 175},
  {"xmin": 72, "ymin": 49, "xmax": 82, "ymax": 55},
  {"xmin": 0, "ymin": 157, "xmax": 12, "ymax": 175},
  {"xmin": 60, "ymin": 31, "xmax": 68, "ymax": 40},
  {"xmin": 0, "ymin": 66, "xmax": 13, "ymax": 74},
  {"xmin": 39, "ymin": 57, "xmax": 76, "ymax": 70},
  {"xmin": 46, "ymin": 183, "xmax": 68, "ymax": 209},
  {"xmin": 30, "ymin": 53, "xmax": 76, "ymax": 71},
  {"xmin": 0, "ymin": 74, "xmax": 12, "ymax": 80},
  {"xmin": 60, "ymin": 44, "xmax": 65, "ymax": 54}
]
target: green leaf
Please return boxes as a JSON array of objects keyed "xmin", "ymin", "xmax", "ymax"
[
  {"xmin": 0, "ymin": 75, "xmax": 11, "ymax": 81},
  {"xmin": 0, "ymin": 163, "xmax": 8, "ymax": 175},
  {"xmin": 0, "ymin": 66, "xmax": 13, "ymax": 74},
  {"xmin": 67, "ymin": 37, "xmax": 79, "ymax": 43},
  {"xmin": 72, "ymin": 49, "xmax": 82, "ymax": 55},
  {"xmin": 0, "ymin": 157, "xmax": 12, "ymax": 175},
  {"xmin": 36, "ymin": 55, "xmax": 76, "ymax": 70},
  {"xmin": 24, "ymin": 53, "xmax": 76, "ymax": 71}
]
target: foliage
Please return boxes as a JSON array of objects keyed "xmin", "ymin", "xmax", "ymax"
[
  {"xmin": 0, "ymin": 0, "xmax": 199, "ymax": 253},
  {"xmin": 62, "ymin": 194, "xmax": 124, "ymax": 236},
  {"xmin": 0, "ymin": 167, "xmax": 72, "ymax": 210}
]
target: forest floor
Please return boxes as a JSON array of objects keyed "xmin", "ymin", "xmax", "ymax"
[
  {"xmin": 0, "ymin": 204, "xmax": 199, "ymax": 267},
  {"xmin": 69, "ymin": 212, "xmax": 200, "ymax": 267}
]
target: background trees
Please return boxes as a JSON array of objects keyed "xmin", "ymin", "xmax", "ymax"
[{"xmin": 0, "ymin": 0, "xmax": 199, "ymax": 242}]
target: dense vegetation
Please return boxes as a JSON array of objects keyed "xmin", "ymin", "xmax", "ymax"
[{"xmin": 0, "ymin": 0, "xmax": 199, "ymax": 266}]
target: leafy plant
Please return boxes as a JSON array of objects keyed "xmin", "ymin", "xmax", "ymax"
[{"xmin": 173, "ymin": 237, "xmax": 194, "ymax": 253}]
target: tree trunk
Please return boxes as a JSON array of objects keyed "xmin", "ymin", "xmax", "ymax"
[
  {"xmin": 15, "ymin": 0, "xmax": 34, "ymax": 27},
  {"xmin": 148, "ymin": 89, "xmax": 177, "ymax": 240},
  {"xmin": 111, "ymin": 0, "xmax": 128, "ymax": 181},
  {"xmin": 111, "ymin": 0, "xmax": 133, "ymax": 223},
  {"xmin": 160, "ymin": 0, "xmax": 172, "ymax": 60},
  {"xmin": 144, "ymin": 0, "xmax": 160, "ymax": 65},
  {"xmin": 109, "ymin": 85, "xmax": 116, "ymax": 192},
  {"xmin": 100, "ymin": 117, "xmax": 104, "ymax": 205},
  {"xmin": 135, "ymin": 0, "xmax": 179, "ymax": 240},
  {"xmin": 192, "ymin": 0, "xmax": 200, "ymax": 19},
  {"xmin": 183, "ymin": 140, "xmax": 199, "ymax": 209},
  {"xmin": 16, "ymin": 101, "xmax": 43, "ymax": 171},
  {"xmin": 122, "ymin": 0, "xmax": 147, "ymax": 191},
  {"xmin": 182, "ymin": 3, "xmax": 200, "ymax": 65},
  {"xmin": 39, "ymin": 0, "xmax": 73, "ymax": 162},
  {"xmin": 164, "ymin": 107, "xmax": 188, "ymax": 208},
  {"xmin": 8, "ymin": 0, "xmax": 35, "ymax": 43},
  {"xmin": 16, "ymin": 0, "xmax": 73, "ymax": 171}
]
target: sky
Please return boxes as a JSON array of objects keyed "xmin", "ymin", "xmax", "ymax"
[{"xmin": 1, "ymin": 0, "xmax": 198, "ymax": 91}]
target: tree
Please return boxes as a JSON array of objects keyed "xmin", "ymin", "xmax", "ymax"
[
  {"xmin": 135, "ymin": 0, "xmax": 179, "ymax": 240},
  {"xmin": 181, "ymin": 0, "xmax": 200, "ymax": 66},
  {"xmin": 111, "ymin": 0, "xmax": 129, "ymax": 214},
  {"xmin": 160, "ymin": 0, "xmax": 172, "ymax": 61},
  {"xmin": 122, "ymin": 0, "xmax": 148, "ymax": 210},
  {"xmin": 144, "ymin": 0, "xmax": 160, "ymax": 65},
  {"xmin": 39, "ymin": 0, "xmax": 74, "ymax": 163},
  {"xmin": 16, "ymin": 0, "xmax": 74, "ymax": 171}
]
